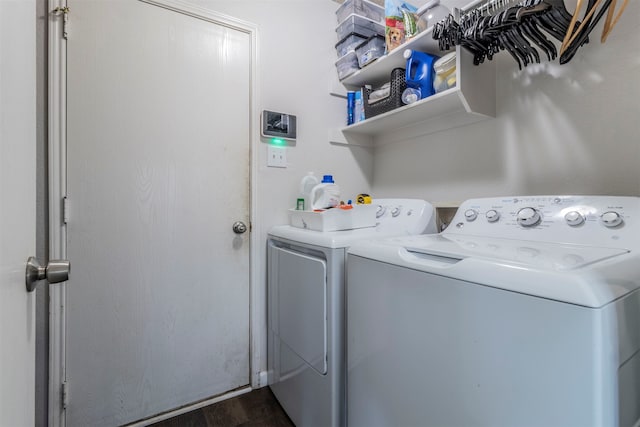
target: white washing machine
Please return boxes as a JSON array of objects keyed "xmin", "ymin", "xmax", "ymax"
[
  {"xmin": 347, "ymin": 195, "xmax": 640, "ymax": 427},
  {"xmin": 267, "ymin": 199, "xmax": 437, "ymax": 427}
]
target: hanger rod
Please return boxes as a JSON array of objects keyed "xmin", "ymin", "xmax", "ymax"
[{"xmin": 462, "ymin": 0, "xmax": 523, "ymax": 15}]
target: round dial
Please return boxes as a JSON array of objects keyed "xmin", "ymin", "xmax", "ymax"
[
  {"xmin": 601, "ymin": 211, "xmax": 623, "ymax": 227},
  {"xmin": 564, "ymin": 211, "xmax": 585, "ymax": 227},
  {"xmin": 391, "ymin": 206, "xmax": 402, "ymax": 217},
  {"xmin": 517, "ymin": 207, "xmax": 541, "ymax": 227},
  {"xmin": 376, "ymin": 205, "xmax": 386, "ymax": 218},
  {"xmin": 485, "ymin": 209, "xmax": 500, "ymax": 223},
  {"xmin": 464, "ymin": 209, "xmax": 478, "ymax": 222}
]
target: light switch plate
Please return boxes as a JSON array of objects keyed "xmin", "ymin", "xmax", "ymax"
[{"xmin": 267, "ymin": 145, "xmax": 287, "ymax": 168}]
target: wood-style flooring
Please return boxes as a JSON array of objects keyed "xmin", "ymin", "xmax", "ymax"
[{"xmin": 149, "ymin": 387, "xmax": 295, "ymax": 427}]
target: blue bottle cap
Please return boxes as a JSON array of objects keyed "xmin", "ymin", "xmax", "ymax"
[{"xmin": 321, "ymin": 175, "xmax": 334, "ymax": 183}]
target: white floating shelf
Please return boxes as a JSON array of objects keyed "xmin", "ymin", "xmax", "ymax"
[{"xmin": 338, "ymin": 46, "xmax": 496, "ymax": 146}]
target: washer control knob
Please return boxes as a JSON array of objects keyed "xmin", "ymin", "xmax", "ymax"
[
  {"xmin": 376, "ymin": 205, "xmax": 386, "ymax": 218},
  {"xmin": 517, "ymin": 207, "xmax": 541, "ymax": 227},
  {"xmin": 464, "ymin": 209, "xmax": 478, "ymax": 222},
  {"xmin": 564, "ymin": 211, "xmax": 585, "ymax": 227},
  {"xmin": 391, "ymin": 206, "xmax": 401, "ymax": 217},
  {"xmin": 485, "ymin": 210, "xmax": 500, "ymax": 223},
  {"xmin": 601, "ymin": 211, "xmax": 623, "ymax": 228}
]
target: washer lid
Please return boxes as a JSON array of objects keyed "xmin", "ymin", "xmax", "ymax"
[
  {"xmin": 348, "ymin": 234, "xmax": 639, "ymax": 307},
  {"xmin": 402, "ymin": 234, "xmax": 629, "ymax": 271}
]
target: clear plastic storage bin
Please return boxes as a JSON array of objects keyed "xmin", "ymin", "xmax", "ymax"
[
  {"xmin": 416, "ymin": 0, "xmax": 451, "ymax": 32},
  {"xmin": 433, "ymin": 51, "xmax": 457, "ymax": 93},
  {"xmin": 355, "ymin": 34, "xmax": 386, "ymax": 67},
  {"xmin": 335, "ymin": 51, "xmax": 360, "ymax": 80},
  {"xmin": 336, "ymin": 14, "xmax": 385, "ymax": 41},
  {"xmin": 336, "ymin": 0, "xmax": 385, "ymax": 24},
  {"xmin": 335, "ymin": 32, "xmax": 368, "ymax": 57}
]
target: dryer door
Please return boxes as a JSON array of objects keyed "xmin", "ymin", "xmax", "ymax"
[{"xmin": 273, "ymin": 246, "xmax": 327, "ymax": 374}]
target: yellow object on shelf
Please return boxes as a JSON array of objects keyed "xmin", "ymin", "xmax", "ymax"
[{"xmin": 356, "ymin": 194, "xmax": 372, "ymax": 204}]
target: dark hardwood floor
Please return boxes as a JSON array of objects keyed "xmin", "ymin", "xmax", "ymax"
[{"xmin": 148, "ymin": 387, "xmax": 295, "ymax": 427}]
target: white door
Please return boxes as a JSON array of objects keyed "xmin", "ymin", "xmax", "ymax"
[
  {"xmin": 0, "ymin": 0, "xmax": 36, "ymax": 426},
  {"xmin": 59, "ymin": 1, "xmax": 251, "ymax": 425}
]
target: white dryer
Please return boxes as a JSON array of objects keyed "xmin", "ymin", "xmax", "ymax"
[
  {"xmin": 267, "ymin": 199, "xmax": 436, "ymax": 427},
  {"xmin": 347, "ymin": 195, "xmax": 640, "ymax": 427}
]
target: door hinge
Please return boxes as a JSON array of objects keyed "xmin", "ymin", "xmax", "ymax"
[
  {"xmin": 63, "ymin": 196, "xmax": 69, "ymax": 224},
  {"xmin": 51, "ymin": 6, "xmax": 70, "ymax": 40},
  {"xmin": 61, "ymin": 381, "xmax": 68, "ymax": 410}
]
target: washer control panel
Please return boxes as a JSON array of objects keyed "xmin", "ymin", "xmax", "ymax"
[
  {"xmin": 447, "ymin": 195, "xmax": 639, "ymax": 247},
  {"xmin": 373, "ymin": 199, "xmax": 437, "ymax": 235}
]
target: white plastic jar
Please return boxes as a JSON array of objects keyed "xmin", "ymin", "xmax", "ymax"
[
  {"xmin": 433, "ymin": 51, "xmax": 457, "ymax": 93},
  {"xmin": 416, "ymin": 0, "xmax": 450, "ymax": 33},
  {"xmin": 310, "ymin": 175, "xmax": 341, "ymax": 210},
  {"xmin": 299, "ymin": 172, "xmax": 319, "ymax": 211}
]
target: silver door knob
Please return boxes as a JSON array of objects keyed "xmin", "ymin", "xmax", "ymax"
[
  {"xmin": 232, "ymin": 221, "xmax": 248, "ymax": 234},
  {"xmin": 25, "ymin": 256, "xmax": 70, "ymax": 292}
]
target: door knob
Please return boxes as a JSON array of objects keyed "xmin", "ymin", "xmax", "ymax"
[
  {"xmin": 25, "ymin": 256, "xmax": 70, "ymax": 292},
  {"xmin": 232, "ymin": 221, "xmax": 248, "ymax": 234}
]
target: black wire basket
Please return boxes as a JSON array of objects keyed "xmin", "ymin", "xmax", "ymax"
[{"xmin": 363, "ymin": 67, "xmax": 407, "ymax": 119}]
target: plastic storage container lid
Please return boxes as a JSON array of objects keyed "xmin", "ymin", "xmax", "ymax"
[
  {"xmin": 335, "ymin": 31, "xmax": 368, "ymax": 49},
  {"xmin": 336, "ymin": 0, "xmax": 384, "ymax": 23},
  {"xmin": 335, "ymin": 49, "xmax": 358, "ymax": 65},
  {"xmin": 336, "ymin": 13, "xmax": 385, "ymax": 33},
  {"xmin": 434, "ymin": 51, "xmax": 456, "ymax": 73},
  {"xmin": 357, "ymin": 33, "xmax": 385, "ymax": 48}
]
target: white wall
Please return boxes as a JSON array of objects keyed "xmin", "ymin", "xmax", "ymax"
[
  {"xmin": 190, "ymin": 0, "xmax": 374, "ymax": 380},
  {"xmin": 372, "ymin": 0, "xmax": 640, "ymax": 203},
  {"xmin": 193, "ymin": 0, "xmax": 374, "ymax": 203}
]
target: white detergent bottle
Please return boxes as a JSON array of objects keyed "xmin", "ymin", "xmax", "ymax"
[
  {"xmin": 310, "ymin": 175, "xmax": 341, "ymax": 210},
  {"xmin": 299, "ymin": 172, "xmax": 319, "ymax": 211}
]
